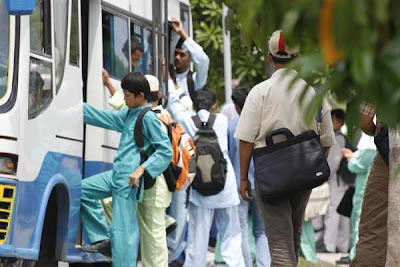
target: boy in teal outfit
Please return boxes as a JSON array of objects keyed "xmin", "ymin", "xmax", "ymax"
[
  {"xmin": 342, "ymin": 134, "xmax": 376, "ymax": 262},
  {"xmin": 80, "ymin": 72, "xmax": 172, "ymax": 267}
]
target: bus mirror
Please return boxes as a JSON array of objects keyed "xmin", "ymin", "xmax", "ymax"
[{"xmin": 5, "ymin": 0, "xmax": 36, "ymax": 15}]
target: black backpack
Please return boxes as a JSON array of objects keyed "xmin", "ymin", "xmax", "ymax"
[
  {"xmin": 191, "ymin": 114, "xmax": 227, "ymax": 196},
  {"xmin": 337, "ymin": 133, "xmax": 357, "ymax": 185}
]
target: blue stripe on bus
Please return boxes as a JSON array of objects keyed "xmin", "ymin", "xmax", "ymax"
[{"xmin": 0, "ymin": 152, "xmax": 113, "ymax": 263}]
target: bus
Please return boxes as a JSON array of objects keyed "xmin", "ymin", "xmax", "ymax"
[{"xmin": 0, "ymin": 0, "xmax": 191, "ymax": 265}]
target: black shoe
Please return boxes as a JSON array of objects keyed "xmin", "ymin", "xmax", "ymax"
[
  {"xmin": 208, "ymin": 237, "xmax": 216, "ymax": 248},
  {"xmin": 166, "ymin": 222, "xmax": 177, "ymax": 235},
  {"xmin": 169, "ymin": 260, "xmax": 184, "ymax": 267},
  {"xmin": 316, "ymin": 243, "xmax": 334, "ymax": 253},
  {"xmin": 81, "ymin": 239, "xmax": 111, "ymax": 257},
  {"xmin": 336, "ymin": 256, "xmax": 351, "ymax": 264}
]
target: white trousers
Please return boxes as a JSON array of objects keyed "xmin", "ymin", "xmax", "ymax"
[
  {"xmin": 184, "ymin": 203, "xmax": 245, "ymax": 267},
  {"xmin": 324, "ymin": 178, "xmax": 350, "ymax": 253}
]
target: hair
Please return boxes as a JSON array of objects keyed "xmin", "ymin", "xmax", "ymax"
[
  {"xmin": 231, "ymin": 86, "xmax": 251, "ymax": 110},
  {"xmin": 331, "ymin": 109, "xmax": 345, "ymax": 124},
  {"xmin": 175, "ymin": 38, "xmax": 185, "ymax": 50},
  {"xmin": 147, "ymin": 92, "xmax": 159, "ymax": 103},
  {"xmin": 122, "ymin": 37, "xmax": 143, "ymax": 60},
  {"xmin": 131, "ymin": 37, "xmax": 144, "ymax": 54},
  {"xmin": 269, "ymin": 52, "xmax": 297, "ymax": 65},
  {"xmin": 193, "ymin": 88, "xmax": 217, "ymax": 111},
  {"xmin": 121, "ymin": 72, "xmax": 150, "ymax": 98}
]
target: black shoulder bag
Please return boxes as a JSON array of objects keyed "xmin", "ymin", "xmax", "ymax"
[{"xmin": 253, "ymin": 110, "xmax": 330, "ymax": 202}]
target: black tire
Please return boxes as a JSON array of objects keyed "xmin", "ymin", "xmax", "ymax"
[{"xmin": 0, "ymin": 258, "xmax": 35, "ymax": 267}]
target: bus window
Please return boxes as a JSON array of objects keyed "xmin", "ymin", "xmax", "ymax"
[
  {"xmin": 0, "ymin": 1, "xmax": 9, "ymax": 100},
  {"xmin": 30, "ymin": 0, "xmax": 52, "ymax": 56},
  {"xmin": 29, "ymin": 58, "xmax": 52, "ymax": 119},
  {"xmin": 69, "ymin": 0, "xmax": 80, "ymax": 66},
  {"xmin": 29, "ymin": 0, "xmax": 53, "ymax": 120},
  {"xmin": 131, "ymin": 23, "xmax": 153, "ymax": 75},
  {"xmin": 180, "ymin": 3, "xmax": 190, "ymax": 37},
  {"xmin": 54, "ymin": 0, "xmax": 68, "ymax": 93},
  {"xmin": 102, "ymin": 11, "xmax": 129, "ymax": 79}
]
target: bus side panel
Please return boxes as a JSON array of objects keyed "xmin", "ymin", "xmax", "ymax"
[{"xmin": 0, "ymin": 152, "xmax": 81, "ymax": 260}]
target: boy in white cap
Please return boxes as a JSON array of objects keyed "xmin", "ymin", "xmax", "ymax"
[
  {"xmin": 235, "ymin": 30, "xmax": 335, "ymax": 266},
  {"xmin": 102, "ymin": 70, "xmax": 173, "ymax": 266}
]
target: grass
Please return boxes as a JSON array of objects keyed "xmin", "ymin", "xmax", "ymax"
[{"xmin": 298, "ymin": 257, "xmax": 335, "ymax": 267}]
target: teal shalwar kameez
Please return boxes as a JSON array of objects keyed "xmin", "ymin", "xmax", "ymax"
[
  {"xmin": 348, "ymin": 149, "xmax": 376, "ymax": 260},
  {"xmin": 81, "ymin": 103, "xmax": 172, "ymax": 267}
]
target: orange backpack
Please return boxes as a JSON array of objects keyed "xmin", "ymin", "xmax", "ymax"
[{"xmin": 156, "ymin": 111, "xmax": 196, "ymax": 191}]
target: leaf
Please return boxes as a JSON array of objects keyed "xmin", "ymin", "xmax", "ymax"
[
  {"xmin": 374, "ymin": 0, "xmax": 389, "ymax": 23},
  {"xmin": 350, "ymin": 49, "xmax": 374, "ymax": 86}
]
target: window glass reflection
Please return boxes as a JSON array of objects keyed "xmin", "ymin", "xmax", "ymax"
[
  {"xmin": 102, "ymin": 11, "xmax": 129, "ymax": 79},
  {"xmin": 0, "ymin": 1, "xmax": 9, "ymax": 100},
  {"xmin": 29, "ymin": 58, "xmax": 53, "ymax": 119}
]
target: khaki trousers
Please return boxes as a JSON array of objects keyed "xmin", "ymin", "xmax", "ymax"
[
  {"xmin": 255, "ymin": 182, "xmax": 311, "ymax": 267},
  {"xmin": 351, "ymin": 153, "xmax": 389, "ymax": 267}
]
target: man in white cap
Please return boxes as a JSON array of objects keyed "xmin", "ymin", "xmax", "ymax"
[
  {"xmin": 235, "ymin": 30, "xmax": 335, "ymax": 265},
  {"xmin": 102, "ymin": 71, "xmax": 173, "ymax": 266}
]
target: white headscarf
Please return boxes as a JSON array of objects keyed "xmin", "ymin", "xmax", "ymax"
[{"xmin": 357, "ymin": 132, "xmax": 376, "ymax": 151}]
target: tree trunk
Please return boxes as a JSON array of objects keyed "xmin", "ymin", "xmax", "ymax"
[{"xmin": 386, "ymin": 128, "xmax": 400, "ymax": 266}]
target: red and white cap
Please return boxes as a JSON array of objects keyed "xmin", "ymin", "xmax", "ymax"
[{"xmin": 268, "ymin": 30, "xmax": 300, "ymax": 59}]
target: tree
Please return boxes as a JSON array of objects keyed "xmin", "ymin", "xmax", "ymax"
[
  {"xmin": 191, "ymin": 0, "xmax": 266, "ymax": 104},
  {"xmin": 218, "ymin": 0, "xmax": 400, "ymax": 264}
]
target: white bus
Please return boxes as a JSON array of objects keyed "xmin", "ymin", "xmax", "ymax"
[{"xmin": 0, "ymin": 0, "xmax": 191, "ymax": 265}]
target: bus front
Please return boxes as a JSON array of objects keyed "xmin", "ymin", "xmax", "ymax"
[{"xmin": 0, "ymin": 0, "xmax": 20, "ymax": 253}]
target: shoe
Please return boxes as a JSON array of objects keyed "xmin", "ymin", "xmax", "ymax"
[
  {"xmin": 166, "ymin": 221, "xmax": 177, "ymax": 235},
  {"xmin": 208, "ymin": 237, "xmax": 216, "ymax": 248},
  {"xmin": 81, "ymin": 239, "xmax": 111, "ymax": 257},
  {"xmin": 169, "ymin": 260, "xmax": 184, "ymax": 267},
  {"xmin": 316, "ymin": 243, "xmax": 334, "ymax": 253},
  {"xmin": 336, "ymin": 256, "xmax": 351, "ymax": 264}
]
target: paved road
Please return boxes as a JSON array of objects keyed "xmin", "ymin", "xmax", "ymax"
[{"xmin": 59, "ymin": 253, "xmax": 349, "ymax": 266}]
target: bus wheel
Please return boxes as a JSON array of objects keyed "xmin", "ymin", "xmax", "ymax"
[{"xmin": 0, "ymin": 258, "xmax": 35, "ymax": 267}]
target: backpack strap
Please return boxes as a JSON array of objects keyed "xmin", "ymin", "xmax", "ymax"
[
  {"xmin": 134, "ymin": 107, "xmax": 153, "ymax": 159},
  {"xmin": 206, "ymin": 114, "xmax": 216, "ymax": 129},
  {"xmin": 192, "ymin": 114, "xmax": 216, "ymax": 130},
  {"xmin": 134, "ymin": 106, "xmax": 153, "ymax": 199},
  {"xmin": 187, "ymin": 71, "xmax": 195, "ymax": 100},
  {"xmin": 192, "ymin": 115, "xmax": 203, "ymax": 129}
]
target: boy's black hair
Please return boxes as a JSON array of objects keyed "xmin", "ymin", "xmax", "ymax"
[
  {"xmin": 231, "ymin": 86, "xmax": 251, "ymax": 110},
  {"xmin": 331, "ymin": 109, "xmax": 345, "ymax": 124},
  {"xmin": 121, "ymin": 72, "xmax": 150, "ymax": 98},
  {"xmin": 122, "ymin": 37, "xmax": 143, "ymax": 60},
  {"xmin": 131, "ymin": 37, "xmax": 144, "ymax": 54},
  {"xmin": 193, "ymin": 88, "xmax": 217, "ymax": 111},
  {"xmin": 147, "ymin": 92, "xmax": 159, "ymax": 103}
]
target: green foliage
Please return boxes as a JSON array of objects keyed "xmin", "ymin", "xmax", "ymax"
[
  {"xmin": 220, "ymin": 0, "xmax": 400, "ymax": 128},
  {"xmin": 191, "ymin": 0, "xmax": 266, "ymax": 104}
]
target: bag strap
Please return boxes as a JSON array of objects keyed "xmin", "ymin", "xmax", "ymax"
[
  {"xmin": 192, "ymin": 115, "xmax": 203, "ymax": 129},
  {"xmin": 192, "ymin": 114, "xmax": 216, "ymax": 130},
  {"xmin": 133, "ymin": 106, "xmax": 153, "ymax": 199},
  {"xmin": 187, "ymin": 71, "xmax": 195, "ymax": 100},
  {"xmin": 316, "ymin": 108, "xmax": 322, "ymax": 136},
  {"xmin": 134, "ymin": 106, "xmax": 153, "ymax": 160}
]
